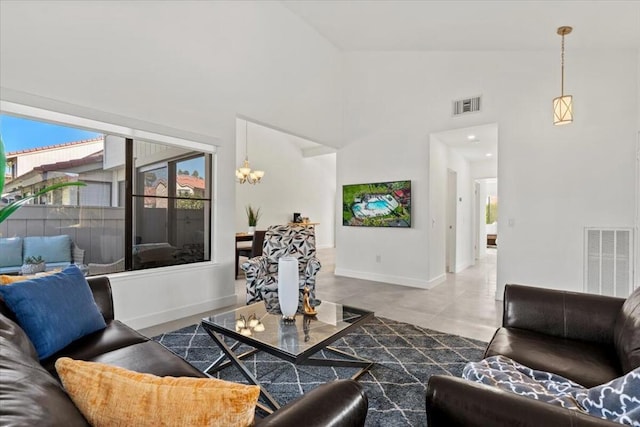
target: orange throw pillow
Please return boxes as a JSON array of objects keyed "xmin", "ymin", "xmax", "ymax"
[
  {"xmin": 1, "ymin": 271, "xmax": 59, "ymax": 285},
  {"xmin": 1, "ymin": 275, "xmax": 31, "ymax": 284},
  {"xmin": 55, "ymin": 357, "xmax": 260, "ymax": 427}
]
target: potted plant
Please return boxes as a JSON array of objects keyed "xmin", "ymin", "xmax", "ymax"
[
  {"xmin": 245, "ymin": 205, "xmax": 261, "ymax": 235},
  {"xmin": 22, "ymin": 256, "xmax": 46, "ymax": 274}
]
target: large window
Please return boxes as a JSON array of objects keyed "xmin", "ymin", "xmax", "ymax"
[
  {"xmin": 131, "ymin": 140, "xmax": 211, "ymax": 270},
  {"xmin": 0, "ymin": 114, "xmax": 213, "ymax": 275}
]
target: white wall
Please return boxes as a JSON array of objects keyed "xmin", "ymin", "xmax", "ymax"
[
  {"xmin": 336, "ymin": 130, "xmax": 431, "ymax": 288},
  {"xmin": 0, "ymin": 1, "xmax": 343, "ymax": 328},
  {"xmin": 471, "ymin": 158, "xmax": 498, "ymax": 179},
  {"xmin": 234, "ymin": 119, "xmax": 336, "ymax": 248},
  {"xmin": 338, "ymin": 50, "xmax": 638, "ymax": 298},
  {"xmin": 636, "ymin": 49, "xmax": 640, "ymax": 292}
]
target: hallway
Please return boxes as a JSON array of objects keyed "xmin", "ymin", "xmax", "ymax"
[{"xmin": 313, "ymin": 247, "xmax": 500, "ymax": 342}]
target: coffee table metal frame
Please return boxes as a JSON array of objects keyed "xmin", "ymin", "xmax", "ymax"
[{"xmin": 200, "ymin": 302, "xmax": 374, "ymax": 414}]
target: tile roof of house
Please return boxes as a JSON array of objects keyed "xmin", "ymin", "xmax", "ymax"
[
  {"xmin": 177, "ymin": 174, "xmax": 205, "ymax": 190},
  {"xmin": 32, "ymin": 151, "xmax": 104, "ymax": 173},
  {"xmin": 6, "ymin": 136, "xmax": 104, "ymax": 156}
]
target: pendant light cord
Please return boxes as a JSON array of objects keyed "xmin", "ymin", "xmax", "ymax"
[
  {"xmin": 245, "ymin": 120, "xmax": 249, "ymax": 161},
  {"xmin": 560, "ymin": 34, "xmax": 565, "ymax": 96}
]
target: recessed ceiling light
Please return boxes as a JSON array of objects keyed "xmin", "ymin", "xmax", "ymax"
[
  {"xmin": 467, "ymin": 135, "xmax": 476, "ymax": 140},
  {"xmin": 486, "ymin": 153, "xmax": 493, "ymax": 157}
]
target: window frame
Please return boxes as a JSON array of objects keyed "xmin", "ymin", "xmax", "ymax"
[
  {"xmin": 128, "ymin": 140, "xmax": 212, "ymax": 271},
  {"xmin": 1, "ymin": 100, "xmax": 218, "ymax": 274}
]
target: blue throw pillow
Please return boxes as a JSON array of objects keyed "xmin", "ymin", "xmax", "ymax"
[
  {"xmin": 0, "ymin": 237, "xmax": 23, "ymax": 267},
  {"xmin": 0, "ymin": 265, "xmax": 106, "ymax": 359}
]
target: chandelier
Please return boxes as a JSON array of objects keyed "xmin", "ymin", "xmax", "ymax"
[
  {"xmin": 236, "ymin": 121, "xmax": 265, "ymax": 184},
  {"xmin": 553, "ymin": 26, "xmax": 573, "ymax": 125}
]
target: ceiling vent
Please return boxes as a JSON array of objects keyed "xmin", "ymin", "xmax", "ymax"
[{"xmin": 452, "ymin": 96, "xmax": 481, "ymax": 116}]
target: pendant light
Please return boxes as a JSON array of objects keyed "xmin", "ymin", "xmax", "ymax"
[
  {"xmin": 553, "ymin": 26, "xmax": 573, "ymax": 125},
  {"xmin": 235, "ymin": 121, "xmax": 264, "ymax": 184}
]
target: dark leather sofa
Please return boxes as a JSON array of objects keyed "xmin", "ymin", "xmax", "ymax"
[
  {"xmin": 426, "ymin": 284, "xmax": 640, "ymax": 426},
  {"xmin": 0, "ymin": 276, "xmax": 368, "ymax": 426}
]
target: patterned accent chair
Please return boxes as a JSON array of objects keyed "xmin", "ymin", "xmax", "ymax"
[{"xmin": 241, "ymin": 225, "xmax": 321, "ymax": 306}]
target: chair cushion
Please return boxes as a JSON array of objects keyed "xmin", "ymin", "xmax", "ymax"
[
  {"xmin": 55, "ymin": 357, "xmax": 260, "ymax": 427},
  {"xmin": 41, "ymin": 320, "xmax": 148, "ymax": 375},
  {"xmin": 485, "ymin": 328, "xmax": 621, "ymax": 387},
  {"xmin": 0, "ymin": 265, "xmax": 106, "ymax": 359},
  {"xmin": 614, "ymin": 286, "xmax": 640, "ymax": 373},
  {"xmin": 0, "ymin": 237, "xmax": 22, "ymax": 268},
  {"xmin": 23, "ymin": 235, "xmax": 72, "ymax": 263},
  {"xmin": 89, "ymin": 340, "xmax": 208, "ymax": 378}
]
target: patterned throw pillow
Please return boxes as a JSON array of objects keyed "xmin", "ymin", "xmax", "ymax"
[
  {"xmin": 55, "ymin": 357, "xmax": 260, "ymax": 427},
  {"xmin": 462, "ymin": 355, "xmax": 585, "ymax": 410},
  {"xmin": 577, "ymin": 368, "xmax": 640, "ymax": 426},
  {"xmin": 463, "ymin": 356, "xmax": 640, "ymax": 426}
]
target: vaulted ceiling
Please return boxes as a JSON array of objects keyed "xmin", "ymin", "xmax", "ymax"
[{"xmin": 281, "ymin": 1, "xmax": 640, "ymax": 51}]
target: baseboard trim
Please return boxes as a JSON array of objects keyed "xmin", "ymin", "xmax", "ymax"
[
  {"xmin": 428, "ymin": 273, "xmax": 446, "ymax": 286},
  {"xmin": 121, "ymin": 294, "xmax": 237, "ymax": 330},
  {"xmin": 317, "ymin": 244, "xmax": 335, "ymax": 250},
  {"xmin": 334, "ymin": 268, "xmax": 437, "ymax": 289},
  {"xmin": 454, "ymin": 260, "xmax": 472, "ymax": 273}
]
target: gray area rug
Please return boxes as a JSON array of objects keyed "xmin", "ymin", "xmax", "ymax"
[{"xmin": 153, "ymin": 316, "xmax": 486, "ymax": 427}]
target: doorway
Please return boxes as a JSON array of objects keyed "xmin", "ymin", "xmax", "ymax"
[
  {"xmin": 474, "ymin": 178, "xmax": 498, "ymax": 260},
  {"xmin": 429, "ymin": 123, "xmax": 498, "ymax": 280}
]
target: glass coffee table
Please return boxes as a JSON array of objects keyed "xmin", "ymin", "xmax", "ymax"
[{"xmin": 201, "ymin": 301, "xmax": 374, "ymax": 413}]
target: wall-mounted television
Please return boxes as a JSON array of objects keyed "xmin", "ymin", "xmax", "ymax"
[{"xmin": 342, "ymin": 180, "xmax": 411, "ymax": 228}]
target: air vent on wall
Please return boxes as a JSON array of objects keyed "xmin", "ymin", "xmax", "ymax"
[
  {"xmin": 584, "ymin": 227, "xmax": 634, "ymax": 297},
  {"xmin": 452, "ymin": 96, "xmax": 481, "ymax": 116}
]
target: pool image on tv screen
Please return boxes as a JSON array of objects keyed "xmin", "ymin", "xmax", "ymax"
[{"xmin": 342, "ymin": 180, "xmax": 411, "ymax": 227}]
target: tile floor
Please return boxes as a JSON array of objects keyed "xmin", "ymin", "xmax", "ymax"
[{"xmin": 141, "ymin": 248, "xmax": 501, "ymax": 342}]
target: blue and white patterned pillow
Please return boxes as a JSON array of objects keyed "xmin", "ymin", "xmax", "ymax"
[
  {"xmin": 577, "ymin": 369, "xmax": 640, "ymax": 426},
  {"xmin": 463, "ymin": 355, "xmax": 640, "ymax": 426}
]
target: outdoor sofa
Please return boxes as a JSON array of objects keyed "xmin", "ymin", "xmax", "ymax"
[{"xmin": 0, "ymin": 235, "xmax": 84, "ymax": 274}]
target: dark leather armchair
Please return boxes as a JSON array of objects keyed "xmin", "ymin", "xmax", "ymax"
[{"xmin": 426, "ymin": 284, "xmax": 640, "ymax": 426}]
